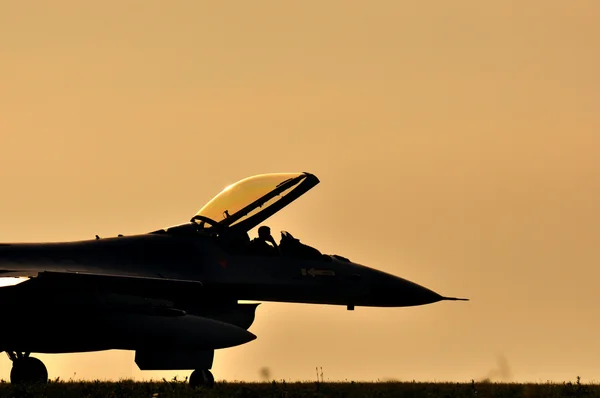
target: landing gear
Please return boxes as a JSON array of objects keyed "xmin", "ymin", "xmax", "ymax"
[
  {"xmin": 6, "ymin": 352, "xmax": 48, "ymax": 385},
  {"xmin": 189, "ymin": 369, "xmax": 214, "ymax": 388}
]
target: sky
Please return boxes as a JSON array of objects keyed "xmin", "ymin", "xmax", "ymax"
[{"xmin": 1, "ymin": 0, "xmax": 599, "ymax": 384}]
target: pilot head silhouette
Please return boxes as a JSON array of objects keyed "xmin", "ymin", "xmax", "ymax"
[{"xmin": 258, "ymin": 226, "xmax": 271, "ymax": 240}]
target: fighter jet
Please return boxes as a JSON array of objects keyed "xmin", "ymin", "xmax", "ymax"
[{"xmin": 0, "ymin": 172, "xmax": 467, "ymax": 387}]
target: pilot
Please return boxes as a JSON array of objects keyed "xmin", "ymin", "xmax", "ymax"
[{"xmin": 250, "ymin": 226, "xmax": 280, "ymax": 256}]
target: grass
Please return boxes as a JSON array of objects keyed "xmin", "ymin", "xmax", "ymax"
[{"xmin": 0, "ymin": 377, "xmax": 598, "ymax": 398}]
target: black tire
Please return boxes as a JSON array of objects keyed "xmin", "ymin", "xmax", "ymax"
[
  {"xmin": 189, "ymin": 369, "xmax": 214, "ymax": 388},
  {"xmin": 10, "ymin": 357, "xmax": 48, "ymax": 385}
]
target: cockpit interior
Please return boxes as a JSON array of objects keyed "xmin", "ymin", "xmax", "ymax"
[{"xmin": 151, "ymin": 172, "xmax": 333, "ymax": 262}]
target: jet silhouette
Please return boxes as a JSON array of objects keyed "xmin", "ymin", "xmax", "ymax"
[{"xmin": 0, "ymin": 172, "xmax": 467, "ymax": 387}]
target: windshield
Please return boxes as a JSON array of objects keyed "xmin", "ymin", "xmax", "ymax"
[{"xmin": 195, "ymin": 173, "xmax": 306, "ymax": 226}]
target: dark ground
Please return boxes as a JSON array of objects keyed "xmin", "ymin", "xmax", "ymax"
[{"xmin": 0, "ymin": 379, "xmax": 596, "ymax": 398}]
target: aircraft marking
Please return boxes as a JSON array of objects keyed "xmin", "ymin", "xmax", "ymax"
[{"xmin": 301, "ymin": 268, "xmax": 335, "ymax": 277}]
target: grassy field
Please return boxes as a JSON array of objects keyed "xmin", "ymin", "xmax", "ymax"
[{"xmin": 0, "ymin": 378, "xmax": 597, "ymax": 398}]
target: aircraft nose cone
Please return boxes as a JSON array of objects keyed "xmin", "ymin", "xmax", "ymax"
[{"xmin": 371, "ymin": 272, "xmax": 443, "ymax": 307}]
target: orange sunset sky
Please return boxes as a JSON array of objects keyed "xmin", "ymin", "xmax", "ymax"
[{"xmin": 1, "ymin": 0, "xmax": 599, "ymax": 383}]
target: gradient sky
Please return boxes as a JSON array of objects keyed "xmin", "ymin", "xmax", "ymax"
[{"xmin": 1, "ymin": 0, "xmax": 599, "ymax": 383}]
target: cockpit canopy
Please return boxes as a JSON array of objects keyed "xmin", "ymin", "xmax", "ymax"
[{"xmin": 192, "ymin": 172, "xmax": 319, "ymax": 233}]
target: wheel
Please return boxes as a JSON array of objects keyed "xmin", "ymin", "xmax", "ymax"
[
  {"xmin": 10, "ymin": 357, "xmax": 48, "ymax": 385},
  {"xmin": 189, "ymin": 369, "xmax": 214, "ymax": 388}
]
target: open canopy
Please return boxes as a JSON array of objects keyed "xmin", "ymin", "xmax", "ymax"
[{"xmin": 193, "ymin": 172, "xmax": 319, "ymax": 232}]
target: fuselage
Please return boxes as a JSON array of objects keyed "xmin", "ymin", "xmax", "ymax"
[
  {"xmin": 0, "ymin": 233, "xmax": 444, "ymax": 309},
  {"xmin": 0, "ymin": 232, "xmax": 449, "ymax": 354}
]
